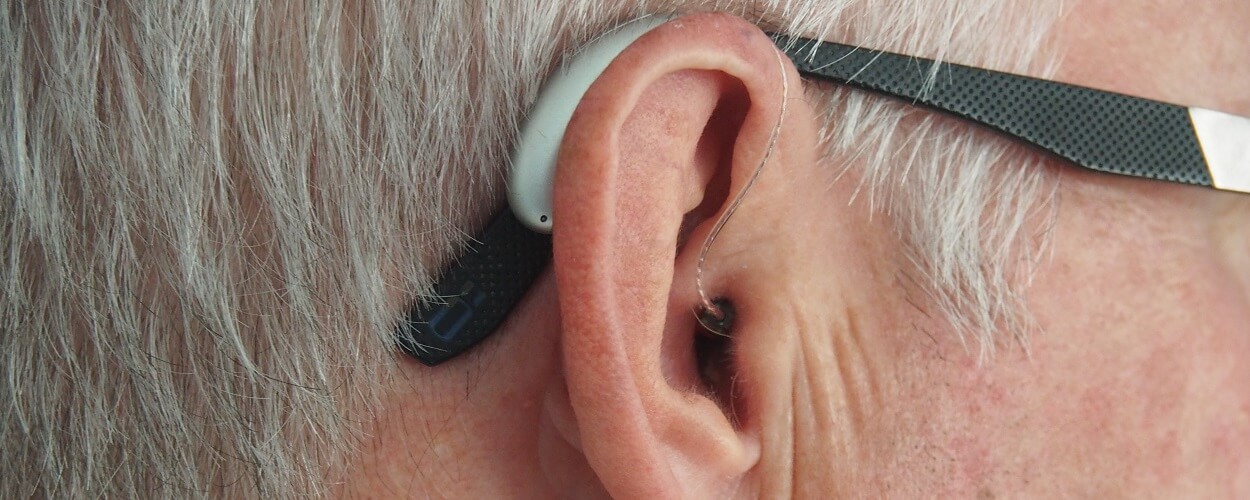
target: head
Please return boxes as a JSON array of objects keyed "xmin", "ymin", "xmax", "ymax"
[{"xmin": 3, "ymin": 0, "xmax": 1248, "ymax": 497}]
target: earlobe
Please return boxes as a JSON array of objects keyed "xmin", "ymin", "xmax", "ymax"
[{"xmin": 541, "ymin": 13, "xmax": 819, "ymax": 498}]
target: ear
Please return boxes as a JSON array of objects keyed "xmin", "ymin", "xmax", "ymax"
[{"xmin": 545, "ymin": 13, "xmax": 823, "ymax": 498}]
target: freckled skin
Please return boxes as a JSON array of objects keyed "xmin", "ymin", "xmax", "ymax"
[{"xmin": 342, "ymin": 4, "xmax": 1250, "ymax": 498}]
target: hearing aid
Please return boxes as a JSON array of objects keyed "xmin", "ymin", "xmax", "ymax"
[{"xmin": 508, "ymin": 15, "xmax": 673, "ymax": 233}]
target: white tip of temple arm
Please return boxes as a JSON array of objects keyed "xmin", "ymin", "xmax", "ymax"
[{"xmin": 1191, "ymin": 107, "xmax": 1250, "ymax": 194}]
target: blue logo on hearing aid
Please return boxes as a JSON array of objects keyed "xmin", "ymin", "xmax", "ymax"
[{"xmin": 424, "ymin": 281, "xmax": 488, "ymax": 341}]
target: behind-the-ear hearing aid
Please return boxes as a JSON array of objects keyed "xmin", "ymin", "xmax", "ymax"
[
  {"xmin": 509, "ymin": 15, "xmax": 672, "ymax": 233},
  {"xmin": 396, "ymin": 14, "xmax": 1249, "ymax": 367}
]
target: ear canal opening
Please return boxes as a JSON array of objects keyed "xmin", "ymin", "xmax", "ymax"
[
  {"xmin": 696, "ymin": 297, "xmax": 736, "ymax": 336},
  {"xmin": 693, "ymin": 298, "xmax": 744, "ymax": 427}
]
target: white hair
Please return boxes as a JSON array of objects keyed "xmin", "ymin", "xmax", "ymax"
[{"xmin": 1, "ymin": 0, "xmax": 1062, "ymax": 496}]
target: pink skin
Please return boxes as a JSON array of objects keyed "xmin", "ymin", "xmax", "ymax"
[{"xmin": 343, "ymin": 3, "xmax": 1250, "ymax": 498}]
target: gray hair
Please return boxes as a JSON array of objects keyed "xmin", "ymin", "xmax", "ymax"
[{"xmin": 1, "ymin": 0, "xmax": 1062, "ymax": 496}]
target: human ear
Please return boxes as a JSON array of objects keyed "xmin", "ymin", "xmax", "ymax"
[{"xmin": 542, "ymin": 13, "xmax": 824, "ymax": 498}]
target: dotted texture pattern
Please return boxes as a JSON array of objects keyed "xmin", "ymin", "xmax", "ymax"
[
  {"xmin": 396, "ymin": 209, "xmax": 552, "ymax": 366},
  {"xmin": 774, "ymin": 36, "xmax": 1213, "ymax": 187}
]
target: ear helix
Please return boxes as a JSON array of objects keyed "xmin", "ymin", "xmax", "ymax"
[{"xmin": 508, "ymin": 15, "xmax": 672, "ymax": 233}]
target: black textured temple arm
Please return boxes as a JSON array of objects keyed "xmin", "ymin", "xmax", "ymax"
[
  {"xmin": 395, "ymin": 209, "xmax": 552, "ymax": 366},
  {"xmin": 771, "ymin": 35, "xmax": 1249, "ymax": 191}
]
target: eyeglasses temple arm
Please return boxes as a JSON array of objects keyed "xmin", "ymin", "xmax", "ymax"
[
  {"xmin": 395, "ymin": 209, "xmax": 551, "ymax": 366},
  {"xmin": 772, "ymin": 35, "xmax": 1250, "ymax": 194}
]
